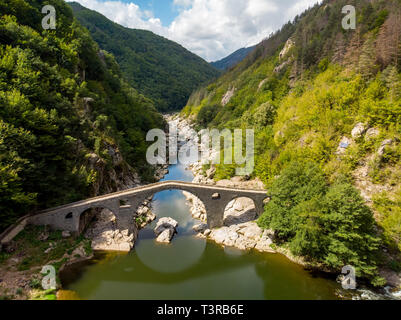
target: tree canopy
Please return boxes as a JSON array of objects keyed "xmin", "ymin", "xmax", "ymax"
[{"xmin": 0, "ymin": 0, "xmax": 164, "ymax": 230}]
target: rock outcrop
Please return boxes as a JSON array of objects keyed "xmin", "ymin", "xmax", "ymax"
[
  {"xmin": 279, "ymin": 38, "xmax": 295, "ymax": 60},
  {"xmin": 378, "ymin": 139, "xmax": 394, "ymax": 156},
  {"xmin": 365, "ymin": 127, "xmax": 380, "ymax": 140},
  {"xmin": 351, "ymin": 123, "xmax": 367, "ymax": 139},
  {"xmin": 85, "ymin": 198, "xmax": 154, "ymax": 252},
  {"xmin": 154, "ymin": 217, "xmax": 178, "ymax": 244},
  {"xmin": 221, "ymin": 87, "xmax": 235, "ymax": 106},
  {"xmin": 85, "ymin": 142, "xmax": 141, "ymax": 197},
  {"xmin": 84, "ymin": 209, "xmax": 136, "ymax": 252}
]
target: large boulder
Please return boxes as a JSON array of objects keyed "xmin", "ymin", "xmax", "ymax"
[
  {"xmin": 378, "ymin": 139, "xmax": 394, "ymax": 156},
  {"xmin": 210, "ymin": 227, "xmax": 230, "ymax": 245},
  {"xmin": 154, "ymin": 217, "xmax": 178, "ymax": 235},
  {"xmin": 255, "ymin": 229, "xmax": 275, "ymax": 253},
  {"xmin": 85, "ymin": 209, "xmax": 137, "ymax": 252},
  {"xmin": 351, "ymin": 123, "xmax": 367, "ymax": 139},
  {"xmin": 238, "ymin": 222, "xmax": 263, "ymax": 240},
  {"xmin": 192, "ymin": 223, "xmax": 208, "ymax": 233},
  {"xmin": 154, "ymin": 217, "xmax": 178, "ymax": 244},
  {"xmin": 365, "ymin": 128, "xmax": 380, "ymax": 141},
  {"xmin": 156, "ymin": 228, "xmax": 175, "ymax": 244}
]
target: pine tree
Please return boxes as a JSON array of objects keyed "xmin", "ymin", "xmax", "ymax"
[
  {"xmin": 344, "ymin": 28, "xmax": 362, "ymax": 69},
  {"xmin": 359, "ymin": 36, "xmax": 378, "ymax": 78},
  {"xmin": 385, "ymin": 65, "xmax": 401, "ymax": 101},
  {"xmin": 332, "ymin": 33, "xmax": 346, "ymax": 64},
  {"xmin": 376, "ymin": 12, "xmax": 401, "ymax": 68}
]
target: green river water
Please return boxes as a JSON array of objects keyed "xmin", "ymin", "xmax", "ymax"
[{"xmin": 61, "ymin": 163, "xmax": 343, "ymax": 300}]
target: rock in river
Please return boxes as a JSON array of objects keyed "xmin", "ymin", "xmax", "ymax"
[{"xmin": 154, "ymin": 217, "xmax": 178, "ymax": 244}]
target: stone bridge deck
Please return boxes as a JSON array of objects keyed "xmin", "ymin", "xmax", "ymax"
[{"xmin": 28, "ymin": 181, "xmax": 268, "ymax": 233}]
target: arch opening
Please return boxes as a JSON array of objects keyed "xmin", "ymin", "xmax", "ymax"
[
  {"xmin": 150, "ymin": 188, "xmax": 208, "ymax": 228},
  {"xmin": 65, "ymin": 212, "xmax": 73, "ymax": 220},
  {"xmin": 223, "ymin": 197, "xmax": 257, "ymax": 227},
  {"xmin": 78, "ymin": 206, "xmax": 117, "ymax": 235}
]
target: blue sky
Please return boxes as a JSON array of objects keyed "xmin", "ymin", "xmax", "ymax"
[
  {"xmin": 119, "ymin": 0, "xmax": 178, "ymax": 26},
  {"xmin": 72, "ymin": 0, "xmax": 321, "ymax": 61}
]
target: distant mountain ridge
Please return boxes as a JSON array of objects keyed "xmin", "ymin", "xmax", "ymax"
[
  {"xmin": 69, "ymin": 2, "xmax": 220, "ymax": 111},
  {"xmin": 211, "ymin": 46, "xmax": 256, "ymax": 71}
]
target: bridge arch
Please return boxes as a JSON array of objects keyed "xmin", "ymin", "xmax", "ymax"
[
  {"xmin": 28, "ymin": 181, "xmax": 268, "ymax": 233},
  {"xmin": 129, "ymin": 187, "xmax": 209, "ymax": 225},
  {"xmin": 223, "ymin": 197, "xmax": 257, "ymax": 226},
  {"xmin": 77, "ymin": 206, "xmax": 118, "ymax": 235}
]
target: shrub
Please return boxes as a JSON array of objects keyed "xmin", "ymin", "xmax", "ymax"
[
  {"xmin": 196, "ymin": 104, "xmax": 219, "ymax": 127},
  {"xmin": 258, "ymin": 161, "xmax": 382, "ymax": 283}
]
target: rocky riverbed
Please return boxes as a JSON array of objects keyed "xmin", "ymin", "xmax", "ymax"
[
  {"xmin": 166, "ymin": 115, "xmax": 276, "ymax": 254},
  {"xmin": 185, "ymin": 175, "xmax": 275, "ymax": 254},
  {"xmin": 84, "ymin": 164, "xmax": 168, "ymax": 252}
]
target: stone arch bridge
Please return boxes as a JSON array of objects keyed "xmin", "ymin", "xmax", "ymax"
[{"xmin": 28, "ymin": 181, "xmax": 268, "ymax": 233}]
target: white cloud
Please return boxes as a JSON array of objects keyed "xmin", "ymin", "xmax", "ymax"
[
  {"xmin": 71, "ymin": 0, "xmax": 167, "ymax": 35},
  {"xmin": 173, "ymin": 0, "xmax": 194, "ymax": 8},
  {"xmin": 71, "ymin": 0, "xmax": 321, "ymax": 61}
]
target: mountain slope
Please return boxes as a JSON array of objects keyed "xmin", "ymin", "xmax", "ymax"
[
  {"xmin": 69, "ymin": 2, "xmax": 220, "ymax": 112},
  {"xmin": 183, "ymin": 0, "xmax": 401, "ymax": 284},
  {"xmin": 0, "ymin": 0, "xmax": 164, "ymax": 230},
  {"xmin": 211, "ymin": 46, "xmax": 256, "ymax": 71}
]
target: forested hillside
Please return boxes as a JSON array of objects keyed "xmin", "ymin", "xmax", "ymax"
[
  {"xmin": 69, "ymin": 2, "xmax": 220, "ymax": 112},
  {"xmin": 0, "ymin": 0, "xmax": 164, "ymax": 231},
  {"xmin": 183, "ymin": 0, "xmax": 401, "ymax": 285}
]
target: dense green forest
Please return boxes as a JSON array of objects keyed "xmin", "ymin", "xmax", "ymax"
[
  {"xmin": 182, "ymin": 0, "xmax": 401, "ymax": 284},
  {"xmin": 69, "ymin": 2, "xmax": 220, "ymax": 112},
  {"xmin": 0, "ymin": 0, "xmax": 164, "ymax": 231}
]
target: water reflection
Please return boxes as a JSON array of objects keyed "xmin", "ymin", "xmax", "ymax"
[
  {"xmin": 63, "ymin": 163, "xmax": 341, "ymax": 300},
  {"xmin": 135, "ymin": 163, "xmax": 207, "ymax": 273}
]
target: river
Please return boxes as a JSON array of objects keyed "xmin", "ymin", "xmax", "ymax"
[{"xmin": 60, "ymin": 161, "xmax": 346, "ymax": 300}]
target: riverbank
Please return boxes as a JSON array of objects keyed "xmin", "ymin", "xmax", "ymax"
[
  {"xmin": 166, "ymin": 114, "xmax": 276, "ymax": 254},
  {"xmin": 0, "ymin": 160, "xmax": 169, "ymax": 300},
  {"xmin": 171, "ymin": 114, "xmax": 401, "ymax": 299},
  {"xmin": 0, "ymin": 225, "xmax": 93, "ymax": 300}
]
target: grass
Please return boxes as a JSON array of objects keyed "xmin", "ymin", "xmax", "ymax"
[
  {"xmin": 0, "ymin": 225, "xmax": 93, "ymax": 300},
  {"xmin": 7, "ymin": 225, "xmax": 88, "ymax": 271},
  {"xmin": 0, "ymin": 252, "xmax": 10, "ymax": 264},
  {"xmin": 388, "ymin": 259, "xmax": 401, "ymax": 273},
  {"xmin": 30, "ymin": 289, "xmax": 57, "ymax": 300},
  {"xmin": 135, "ymin": 216, "xmax": 147, "ymax": 226}
]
